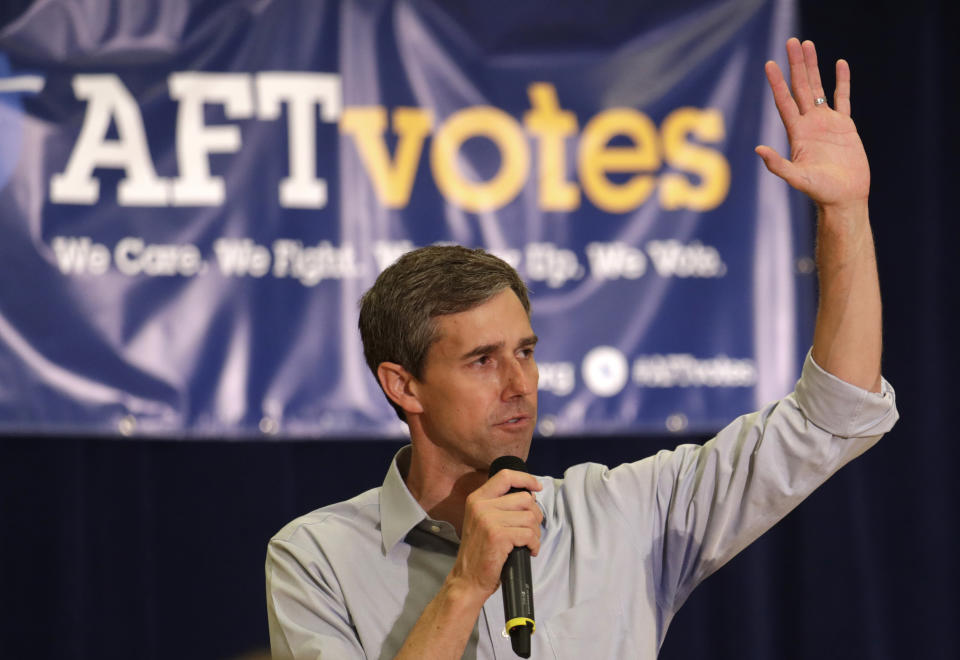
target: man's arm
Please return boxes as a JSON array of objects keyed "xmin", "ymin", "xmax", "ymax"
[
  {"xmin": 610, "ymin": 38, "xmax": 896, "ymax": 614},
  {"xmin": 755, "ymin": 38, "xmax": 882, "ymax": 392}
]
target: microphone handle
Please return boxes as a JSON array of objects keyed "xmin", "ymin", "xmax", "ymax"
[
  {"xmin": 502, "ymin": 485, "xmax": 534, "ymax": 658},
  {"xmin": 502, "ymin": 544, "xmax": 533, "ymax": 658}
]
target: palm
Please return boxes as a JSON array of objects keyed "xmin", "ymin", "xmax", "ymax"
[
  {"xmin": 787, "ymin": 110, "xmax": 869, "ymax": 205},
  {"xmin": 756, "ymin": 39, "xmax": 870, "ymax": 208}
]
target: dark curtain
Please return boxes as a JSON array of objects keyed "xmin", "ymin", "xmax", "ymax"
[{"xmin": 1, "ymin": 2, "xmax": 956, "ymax": 659}]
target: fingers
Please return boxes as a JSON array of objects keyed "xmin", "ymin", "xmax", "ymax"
[
  {"xmin": 465, "ymin": 474, "xmax": 544, "ymax": 546},
  {"xmin": 466, "ymin": 473, "xmax": 543, "ymax": 528},
  {"xmin": 764, "ymin": 60, "xmax": 799, "ymax": 128},
  {"xmin": 497, "ymin": 489, "xmax": 543, "ymax": 512},
  {"xmin": 784, "ymin": 38, "xmax": 839, "ymax": 114},
  {"xmin": 471, "ymin": 504, "xmax": 542, "ymax": 546},
  {"xmin": 834, "ymin": 59, "xmax": 851, "ymax": 116},
  {"xmin": 480, "ymin": 468, "xmax": 543, "ymax": 498},
  {"xmin": 515, "ymin": 526, "xmax": 541, "ymax": 556},
  {"xmin": 786, "ymin": 37, "xmax": 814, "ymax": 113},
  {"xmin": 466, "ymin": 487, "xmax": 543, "ymax": 527},
  {"xmin": 802, "ymin": 40, "xmax": 828, "ymax": 107},
  {"xmin": 496, "ymin": 509, "xmax": 544, "ymax": 555}
]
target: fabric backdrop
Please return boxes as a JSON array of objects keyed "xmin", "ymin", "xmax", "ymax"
[{"xmin": 1, "ymin": 0, "xmax": 811, "ymax": 438}]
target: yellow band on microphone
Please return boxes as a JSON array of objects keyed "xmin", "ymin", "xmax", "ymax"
[{"xmin": 505, "ymin": 617, "xmax": 536, "ymax": 634}]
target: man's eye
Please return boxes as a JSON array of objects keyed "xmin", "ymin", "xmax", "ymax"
[{"xmin": 474, "ymin": 356, "xmax": 490, "ymax": 366}]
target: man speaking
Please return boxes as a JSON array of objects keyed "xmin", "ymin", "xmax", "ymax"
[{"xmin": 265, "ymin": 39, "xmax": 898, "ymax": 659}]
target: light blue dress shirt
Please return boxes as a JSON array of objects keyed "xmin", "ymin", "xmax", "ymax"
[{"xmin": 266, "ymin": 352, "xmax": 898, "ymax": 659}]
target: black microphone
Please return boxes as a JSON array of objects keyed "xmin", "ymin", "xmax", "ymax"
[{"xmin": 488, "ymin": 455, "xmax": 535, "ymax": 658}]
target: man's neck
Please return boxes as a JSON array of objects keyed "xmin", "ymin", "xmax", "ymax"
[{"xmin": 404, "ymin": 443, "xmax": 485, "ymax": 536}]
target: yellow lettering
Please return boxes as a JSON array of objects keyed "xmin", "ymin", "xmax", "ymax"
[
  {"xmin": 339, "ymin": 106, "xmax": 432, "ymax": 208},
  {"xmin": 523, "ymin": 83, "xmax": 579, "ymax": 211},
  {"xmin": 577, "ymin": 109, "xmax": 660, "ymax": 213},
  {"xmin": 430, "ymin": 106, "xmax": 529, "ymax": 212},
  {"xmin": 659, "ymin": 107, "xmax": 730, "ymax": 211},
  {"xmin": 339, "ymin": 101, "xmax": 729, "ymax": 214}
]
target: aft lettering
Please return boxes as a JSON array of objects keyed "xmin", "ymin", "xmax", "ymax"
[{"xmin": 50, "ymin": 76, "xmax": 731, "ymax": 215}]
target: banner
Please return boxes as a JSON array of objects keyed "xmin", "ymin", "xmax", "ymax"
[{"xmin": 0, "ymin": 0, "xmax": 812, "ymax": 438}]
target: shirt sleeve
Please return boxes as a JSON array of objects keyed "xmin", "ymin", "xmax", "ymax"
[
  {"xmin": 598, "ymin": 349, "xmax": 898, "ymax": 615},
  {"xmin": 266, "ymin": 529, "xmax": 367, "ymax": 659}
]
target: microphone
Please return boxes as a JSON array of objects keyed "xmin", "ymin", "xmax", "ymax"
[{"xmin": 488, "ymin": 455, "xmax": 536, "ymax": 659}]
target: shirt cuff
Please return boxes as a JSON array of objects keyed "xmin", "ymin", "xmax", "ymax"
[{"xmin": 794, "ymin": 349, "xmax": 899, "ymax": 438}]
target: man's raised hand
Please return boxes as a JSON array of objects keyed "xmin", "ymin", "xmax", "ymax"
[{"xmin": 755, "ymin": 38, "xmax": 870, "ymax": 213}]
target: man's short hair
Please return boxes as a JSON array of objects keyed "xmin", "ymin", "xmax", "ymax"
[{"xmin": 359, "ymin": 245, "xmax": 531, "ymax": 421}]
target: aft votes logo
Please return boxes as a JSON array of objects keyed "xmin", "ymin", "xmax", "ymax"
[{"xmin": 46, "ymin": 73, "xmax": 731, "ymax": 214}]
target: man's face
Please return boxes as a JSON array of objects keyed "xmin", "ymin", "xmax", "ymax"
[{"xmin": 411, "ymin": 288, "xmax": 539, "ymax": 470}]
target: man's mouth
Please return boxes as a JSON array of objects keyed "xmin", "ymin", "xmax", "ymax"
[{"xmin": 496, "ymin": 414, "xmax": 532, "ymax": 426}]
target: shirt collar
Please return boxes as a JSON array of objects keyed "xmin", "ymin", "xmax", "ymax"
[{"xmin": 379, "ymin": 445, "xmax": 428, "ymax": 553}]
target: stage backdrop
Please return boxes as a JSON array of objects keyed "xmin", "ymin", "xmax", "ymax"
[{"xmin": 0, "ymin": 0, "xmax": 811, "ymax": 438}]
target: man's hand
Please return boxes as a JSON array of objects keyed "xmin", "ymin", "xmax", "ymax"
[
  {"xmin": 449, "ymin": 469, "xmax": 544, "ymax": 599},
  {"xmin": 755, "ymin": 38, "xmax": 869, "ymax": 213}
]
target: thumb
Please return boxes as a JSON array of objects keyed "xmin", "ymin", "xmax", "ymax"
[{"xmin": 755, "ymin": 145, "xmax": 800, "ymax": 187}]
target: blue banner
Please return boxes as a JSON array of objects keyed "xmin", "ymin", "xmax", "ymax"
[{"xmin": 0, "ymin": 0, "xmax": 811, "ymax": 438}]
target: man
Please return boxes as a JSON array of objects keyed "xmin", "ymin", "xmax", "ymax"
[{"xmin": 266, "ymin": 39, "xmax": 898, "ymax": 659}]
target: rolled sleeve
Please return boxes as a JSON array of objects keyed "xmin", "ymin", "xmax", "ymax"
[{"xmin": 795, "ymin": 350, "xmax": 899, "ymax": 438}]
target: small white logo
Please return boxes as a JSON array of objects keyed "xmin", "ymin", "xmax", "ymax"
[{"xmin": 581, "ymin": 346, "xmax": 629, "ymax": 397}]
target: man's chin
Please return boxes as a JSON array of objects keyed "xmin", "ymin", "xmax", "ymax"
[{"xmin": 486, "ymin": 423, "xmax": 535, "ymax": 462}]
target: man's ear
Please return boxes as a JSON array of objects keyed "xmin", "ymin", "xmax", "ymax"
[{"xmin": 377, "ymin": 362, "xmax": 425, "ymax": 416}]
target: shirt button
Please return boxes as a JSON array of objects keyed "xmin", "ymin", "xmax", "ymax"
[{"xmin": 430, "ymin": 524, "xmax": 441, "ymax": 533}]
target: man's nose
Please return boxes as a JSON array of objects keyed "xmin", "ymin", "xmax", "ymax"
[{"xmin": 502, "ymin": 357, "xmax": 535, "ymax": 398}]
